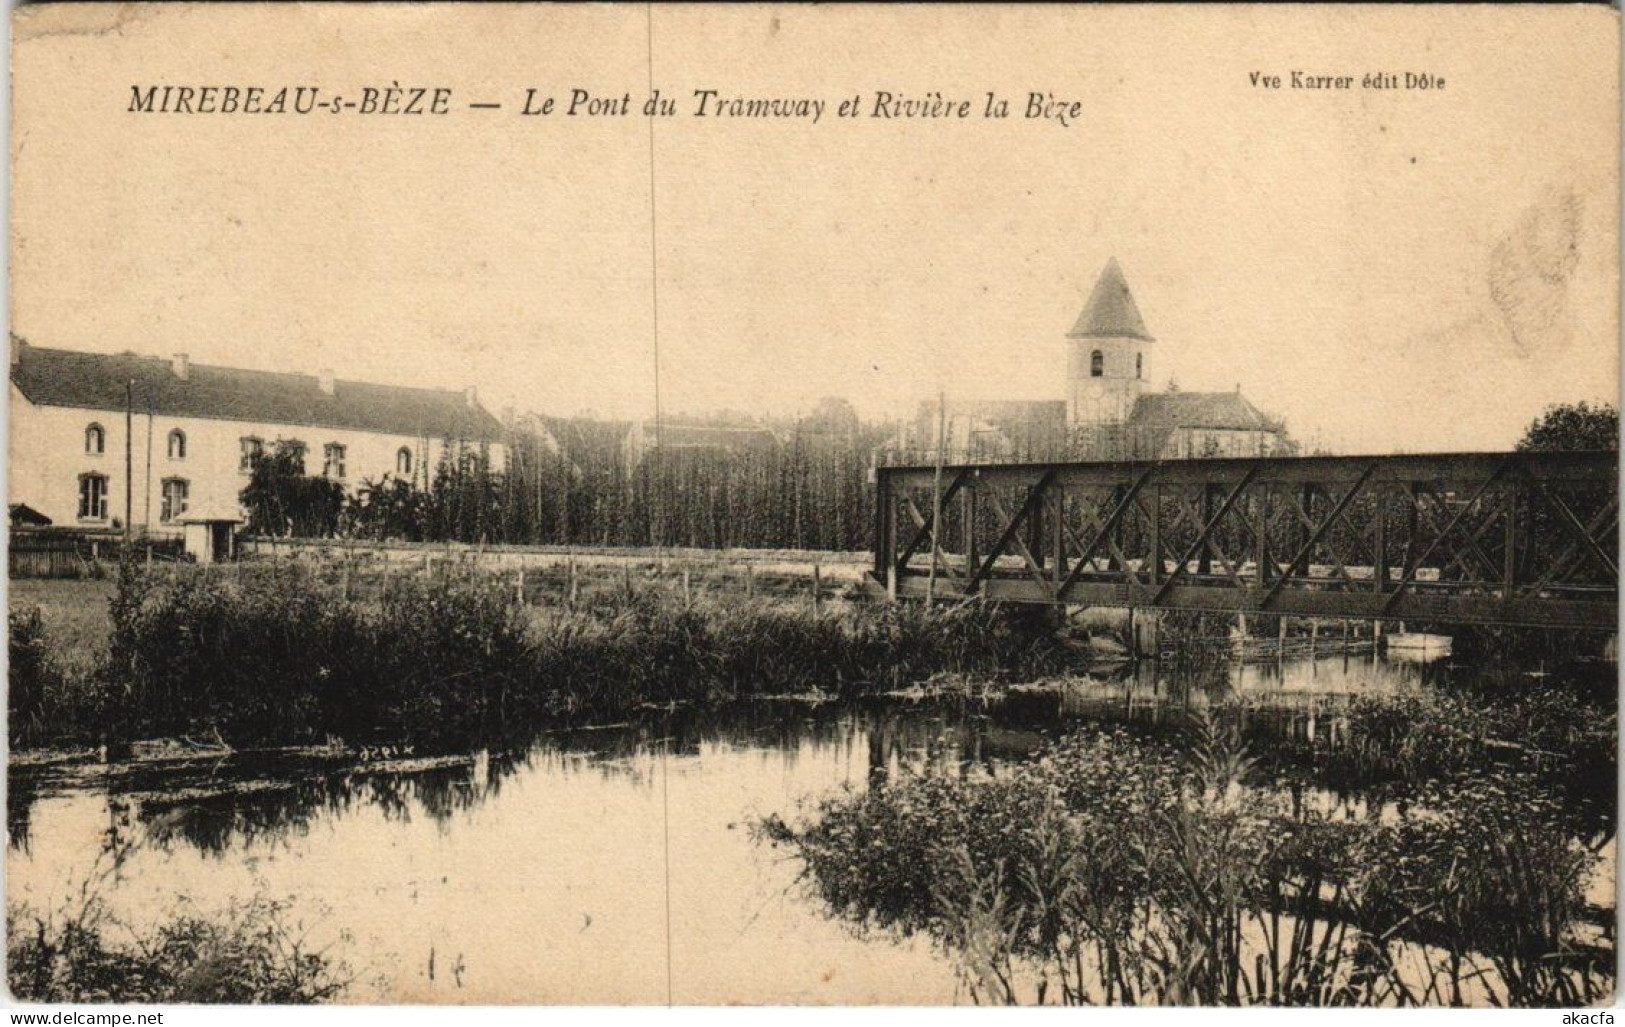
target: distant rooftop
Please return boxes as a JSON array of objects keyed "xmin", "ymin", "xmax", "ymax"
[
  {"xmin": 1130, "ymin": 390, "xmax": 1274, "ymax": 432},
  {"xmin": 10, "ymin": 340, "xmax": 504, "ymax": 440}
]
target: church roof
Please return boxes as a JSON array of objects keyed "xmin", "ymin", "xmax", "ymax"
[
  {"xmin": 918, "ymin": 398, "xmax": 1068, "ymax": 425},
  {"xmin": 1129, "ymin": 391, "xmax": 1275, "ymax": 432},
  {"xmin": 10, "ymin": 340, "xmax": 505, "ymax": 440},
  {"xmin": 1068, "ymin": 258, "xmax": 1154, "ymax": 342}
]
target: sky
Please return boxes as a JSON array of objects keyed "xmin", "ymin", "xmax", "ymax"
[{"xmin": 10, "ymin": 4, "xmax": 1620, "ymax": 454}]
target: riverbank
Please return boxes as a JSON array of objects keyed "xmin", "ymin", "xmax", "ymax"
[{"xmin": 8, "ymin": 561, "xmax": 1077, "ymax": 751}]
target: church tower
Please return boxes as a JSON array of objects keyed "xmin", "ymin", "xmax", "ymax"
[{"xmin": 1066, "ymin": 258, "xmax": 1154, "ymax": 427}]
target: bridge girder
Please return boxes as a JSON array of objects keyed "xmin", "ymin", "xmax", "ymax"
[{"xmin": 872, "ymin": 451, "xmax": 1619, "ymax": 631}]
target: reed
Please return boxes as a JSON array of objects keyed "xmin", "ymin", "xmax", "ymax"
[
  {"xmin": 18, "ymin": 558, "xmax": 1073, "ymax": 750},
  {"xmin": 769, "ymin": 719, "xmax": 1609, "ymax": 1006}
]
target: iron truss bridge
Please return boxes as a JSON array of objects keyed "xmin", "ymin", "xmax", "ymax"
[{"xmin": 871, "ymin": 451, "xmax": 1618, "ymax": 630}]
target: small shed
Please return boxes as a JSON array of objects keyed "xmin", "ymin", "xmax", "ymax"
[
  {"xmin": 8, "ymin": 503, "xmax": 52, "ymax": 527},
  {"xmin": 178, "ymin": 505, "xmax": 244, "ymax": 564}
]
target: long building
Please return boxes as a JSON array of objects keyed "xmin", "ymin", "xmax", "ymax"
[{"xmin": 9, "ymin": 339, "xmax": 508, "ymax": 533}]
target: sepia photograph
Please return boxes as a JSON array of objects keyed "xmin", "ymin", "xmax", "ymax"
[{"xmin": 3, "ymin": 1, "xmax": 1620, "ymax": 1009}]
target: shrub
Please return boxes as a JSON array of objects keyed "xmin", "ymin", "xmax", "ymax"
[
  {"xmin": 8, "ymin": 607, "xmax": 51, "ymax": 746},
  {"xmin": 7, "ymin": 897, "xmax": 349, "ymax": 1003}
]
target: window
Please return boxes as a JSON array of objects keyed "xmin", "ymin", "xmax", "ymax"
[
  {"xmin": 160, "ymin": 478, "xmax": 189, "ymax": 524},
  {"xmin": 239, "ymin": 436, "xmax": 264, "ymax": 473},
  {"xmin": 286, "ymin": 441, "xmax": 307, "ymax": 474},
  {"xmin": 396, "ymin": 446, "xmax": 414, "ymax": 475},
  {"xmin": 77, "ymin": 474, "xmax": 108, "ymax": 521},
  {"xmin": 167, "ymin": 429, "xmax": 186, "ymax": 460},
  {"xmin": 1090, "ymin": 350, "xmax": 1104, "ymax": 377},
  {"xmin": 84, "ymin": 423, "xmax": 105, "ymax": 455},
  {"xmin": 323, "ymin": 443, "xmax": 347, "ymax": 480},
  {"xmin": 1136, "ymin": 353, "xmax": 1143, "ymax": 379}
]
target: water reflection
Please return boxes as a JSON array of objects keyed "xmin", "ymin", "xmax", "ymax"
[{"xmin": 5, "ymin": 650, "xmax": 1614, "ymax": 1003}]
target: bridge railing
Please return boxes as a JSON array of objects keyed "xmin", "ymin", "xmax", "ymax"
[{"xmin": 872, "ymin": 450, "xmax": 1618, "ymax": 630}]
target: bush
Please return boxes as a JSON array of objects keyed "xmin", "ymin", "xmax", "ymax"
[
  {"xmin": 8, "ymin": 607, "xmax": 52, "ymax": 746},
  {"xmin": 7, "ymin": 897, "xmax": 349, "ymax": 1003}
]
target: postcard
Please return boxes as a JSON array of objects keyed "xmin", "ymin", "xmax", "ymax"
[{"xmin": 7, "ymin": 2, "xmax": 1618, "ymax": 1008}]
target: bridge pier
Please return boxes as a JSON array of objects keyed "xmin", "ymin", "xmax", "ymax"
[{"xmin": 1130, "ymin": 607, "xmax": 1160, "ymax": 658}]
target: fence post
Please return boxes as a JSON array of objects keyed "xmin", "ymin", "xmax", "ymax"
[
  {"xmin": 682, "ymin": 564, "xmax": 692, "ymax": 605},
  {"xmin": 342, "ymin": 557, "xmax": 351, "ymax": 601},
  {"xmin": 516, "ymin": 567, "xmax": 526, "ymax": 605},
  {"xmin": 812, "ymin": 563, "xmax": 822, "ymax": 614},
  {"xmin": 745, "ymin": 563, "xmax": 755, "ymax": 598},
  {"xmin": 624, "ymin": 560, "xmax": 633, "ymax": 598}
]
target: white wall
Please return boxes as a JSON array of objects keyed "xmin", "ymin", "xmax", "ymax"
[
  {"xmin": 9, "ymin": 387, "xmax": 506, "ymax": 533},
  {"xmin": 1067, "ymin": 335, "xmax": 1147, "ymax": 426}
]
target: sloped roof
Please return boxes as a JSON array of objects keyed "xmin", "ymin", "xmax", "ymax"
[
  {"xmin": 1068, "ymin": 258, "xmax": 1154, "ymax": 342},
  {"xmin": 8, "ymin": 503, "xmax": 51, "ymax": 526},
  {"xmin": 918, "ymin": 398, "xmax": 1068, "ymax": 425},
  {"xmin": 1129, "ymin": 391, "xmax": 1275, "ymax": 432},
  {"xmin": 10, "ymin": 342, "xmax": 504, "ymax": 440}
]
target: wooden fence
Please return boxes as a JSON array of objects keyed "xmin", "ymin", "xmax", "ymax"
[
  {"xmin": 8, "ymin": 529, "xmax": 184, "ymax": 579},
  {"xmin": 229, "ymin": 538, "xmax": 868, "ymax": 611}
]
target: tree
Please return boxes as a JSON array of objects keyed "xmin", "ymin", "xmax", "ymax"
[
  {"xmin": 239, "ymin": 440, "xmax": 345, "ymax": 537},
  {"xmin": 347, "ymin": 476, "xmax": 432, "ymax": 541},
  {"xmin": 803, "ymin": 396, "xmax": 861, "ymax": 439},
  {"xmin": 1516, "ymin": 401, "xmax": 1618, "ymax": 452}
]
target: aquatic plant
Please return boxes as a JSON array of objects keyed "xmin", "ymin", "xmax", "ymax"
[
  {"xmin": 6, "ymin": 895, "xmax": 350, "ymax": 1003},
  {"xmin": 6, "ymin": 811, "xmax": 351, "ymax": 1004},
  {"xmin": 1354, "ymin": 774, "xmax": 1607, "ymax": 1007},
  {"xmin": 31, "ymin": 562, "xmax": 1073, "ymax": 750},
  {"xmin": 771, "ymin": 720, "xmax": 1610, "ymax": 1006}
]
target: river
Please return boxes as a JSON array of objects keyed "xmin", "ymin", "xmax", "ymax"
[{"xmin": 6, "ymin": 650, "xmax": 1614, "ymax": 1004}]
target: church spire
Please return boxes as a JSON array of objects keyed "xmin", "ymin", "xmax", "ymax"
[{"xmin": 1068, "ymin": 258, "xmax": 1154, "ymax": 342}]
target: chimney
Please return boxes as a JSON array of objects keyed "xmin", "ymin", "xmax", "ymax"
[
  {"xmin": 318, "ymin": 369, "xmax": 335, "ymax": 396},
  {"xmin": 9, "ymin": 335, "xmax": 24, "ymax": 372},
  {"xmin": 464, "ymin": 385, "xmax": 478, "ymax": 411},
  {"xmin": 171, "ymin": 353, "xmax": 190, "ymax": 380}
]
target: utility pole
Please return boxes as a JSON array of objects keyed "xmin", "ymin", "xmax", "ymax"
[
  {"xmin": 144, "ymin": 401, "xmax": 154, "ymax": 530},
  {"xmin": 124, "ymin": 379, "xmax": 134, "ymax": 542},
  {"xmin": 926, "ymin": 390, "xmax": 947, "ymax": 603}
]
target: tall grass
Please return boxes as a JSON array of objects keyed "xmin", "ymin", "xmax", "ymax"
[
  {"xmin": 17, "ymin": 558, "xmax": 1072, "ymax": 750},
  {"xmin": 7, "ymin": 896, "xmax": 351, "ymax": 1004},
  {"xmin": 7, "ymin": 822, "xmax": 350, "ymax": 1004},
  {"xmin": 767, "ymin": 719, "xmax": 1609, "ymax": 1006}
]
